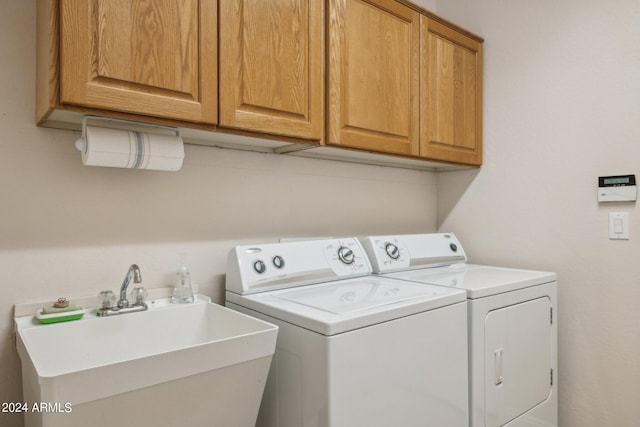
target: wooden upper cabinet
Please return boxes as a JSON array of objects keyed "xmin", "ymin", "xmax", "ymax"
[
  {"xmin": 421, "ymin": 16, "xmax": 483, "ymax": 165},
  {"xmin": 328, "ymin": 0, "xmax": 420, "ymax": 156},
  {"xmin": 219, "ymin": 0, "xmax": 323, "ymax": 140},
  {"xmin": 58, "ymin": 0, "xmax": 217, "ymax": 124},
  {"xmin": 37, "ymin": 0, "xmax": 482, "ymax": 167}
]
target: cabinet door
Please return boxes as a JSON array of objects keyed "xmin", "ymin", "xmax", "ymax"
[
  {"xmin": 219, "ymin": 0, "xmax": 323, "ymax": 140},
  {"xmin": 59, "ymin": 0, "xmax": 217, "ymax": 124},
  {"xmin": 328, "ymin": 0, "xmax": 420, "ymax": 156},
  {"xmin": 421, "ymin": 17, "xmax": 482, "ymax": 165}
]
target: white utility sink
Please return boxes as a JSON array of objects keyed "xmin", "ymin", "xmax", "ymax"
[{"xmin": 15, "ymin": 295, "xmax": 278, "ymax": 427}]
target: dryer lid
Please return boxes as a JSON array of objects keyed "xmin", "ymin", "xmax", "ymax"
[{"xmin": 388, "ymin": 264, "xmax": 557, "ymax": 299}]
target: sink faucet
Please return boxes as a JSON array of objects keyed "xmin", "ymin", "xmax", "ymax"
[
  {"xmin": 97, "ymin": 264, "xmax": 148, "ymax": 317},
  {"xmin": 118, "ymin": 264, "xmax": 142, "ymax": 308}
]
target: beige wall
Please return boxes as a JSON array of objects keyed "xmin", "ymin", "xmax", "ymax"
[
  {"xmin": 436, "ymin": 0, "xmax": 640, "ymax": 426},
  {"xmin": 0, "ymin": 2, "xmax": 437, "ymax": 426},
  {"xmin": 6, "ymin": 1, "xmax": 638, "ymax": 427}
]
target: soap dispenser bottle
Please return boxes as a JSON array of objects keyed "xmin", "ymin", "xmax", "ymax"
[{"xmin": 171, "ymin": 253, "xmax": 194, "ymax": 304}]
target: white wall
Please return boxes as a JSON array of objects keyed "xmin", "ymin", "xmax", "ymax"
[
  {"xmin": 0, "ymin": 2, "xmax": 438, "ymax": 426},
  {"xmin": 436, "ymin": 0, "xmax": 640, "ymax": 426}
]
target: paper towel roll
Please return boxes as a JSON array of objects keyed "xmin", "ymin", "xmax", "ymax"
[{"xmin": 77, "ymin": 126, "xmax": 184, "ymax": 171}]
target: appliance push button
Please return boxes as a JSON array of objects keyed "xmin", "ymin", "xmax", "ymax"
[
  {"xmin": 253, "ymin": 260, "xmax": 266, "ymax": 274},
  {"xmin": 272, "ymin": 255, "xmax": 285, "ymax": 269}
]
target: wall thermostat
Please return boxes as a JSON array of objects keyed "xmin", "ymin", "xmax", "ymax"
[{"xmin": 598, "ymin": 175, "xmax": 637, "ymax": 202}]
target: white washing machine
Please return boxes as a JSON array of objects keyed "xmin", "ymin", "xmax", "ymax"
[
  {"xmin": 360, "ymin": 233, "xmax": 558, "ymax": 427},
  {"xmin": 225, "ymin": 237, "xmax": 469, "ymax": 427}
]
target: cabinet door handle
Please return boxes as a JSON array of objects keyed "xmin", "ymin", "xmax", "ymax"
[{"xmin": 495, "ymin": 349, "xmax": 503, "ymax": 386}]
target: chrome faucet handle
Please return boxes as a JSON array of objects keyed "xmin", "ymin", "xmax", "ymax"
[
  {"xmin": 131, "ymin": 287, "xmax": 148, "ymax": 305},
  {"xmin": 119, "ymin": 264, "xmax": 142, "ymax": 308},
  {"xmin": 98, "ymin": 291, "xmax": 116, "ymax": 309}
]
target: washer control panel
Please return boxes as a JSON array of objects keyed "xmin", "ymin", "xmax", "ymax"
[
  {"xmin": 360, "ymin": 233, "xmax": 467, "ymax": 274},
  {"xmin": 226, "ymin": 237, "xmax": 372, "ymax": 295}
]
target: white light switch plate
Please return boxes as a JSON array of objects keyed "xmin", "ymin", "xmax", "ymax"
[{"xmin": 609, "ymin": 212, "xmax": 629, "ymax": 239}]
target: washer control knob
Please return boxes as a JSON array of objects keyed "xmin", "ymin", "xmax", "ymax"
[
  {"xmin": 385, "ymin": 243, "xmax": 400, "ymax": 259},
  {"xmin": 253, "ymin": 260, "xmax": 266, "ymax": 274},
  {"xmin": 449, "ymin": 243, "xmax": 458, "ymax": 252},
  {"xmin": 272, "ymin": 255, "xmax": 285, "ymax": 269},
  {"xmin": 337, "ymin": 246, "xmax": 355, "ymax": 265}
]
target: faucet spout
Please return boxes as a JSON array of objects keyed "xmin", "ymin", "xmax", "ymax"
[{"xmin": 118, "ymin": 264, "xmax": 142, "ymax": 308}]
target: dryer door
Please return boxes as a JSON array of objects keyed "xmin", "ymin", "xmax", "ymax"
[{"xmin": 484, "ymin": 297, "xmax": 552, "ymax": 427}]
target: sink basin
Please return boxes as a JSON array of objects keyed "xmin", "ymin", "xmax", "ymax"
[{"xmin": 15, "ymin": 295, "xmax": 278, "ymax": 427}]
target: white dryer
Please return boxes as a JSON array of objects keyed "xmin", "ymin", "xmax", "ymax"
[
  {"xmin": 225, "ymin": 237, "xmax": 469, "ymax": 427},
  {"xmin": 361, "ymin": 233, "xmax": 558, "ymax": 427}
]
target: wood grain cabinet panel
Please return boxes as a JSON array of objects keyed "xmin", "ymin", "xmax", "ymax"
[
  {"xmin": 219, "ymin": 0, "xmax": 323, "ymax": 139},
  {"xmin": 59, "ymin": 0, "xmax": 217, "ymax": 124},
  {"xmin": 328, "ymin": 0, "xmax": 420, "ymax": 156},
  {"xmin": 421, "ymin": 16, "xmax": 483, "ymax": 165},
  {"xmin": 38, "ymin": 0, "xmax": 482, "ymax": 168}
]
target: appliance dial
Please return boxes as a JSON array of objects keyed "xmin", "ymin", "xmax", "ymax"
[
  {"xmin": 385, "ymin": 243, "xmax": 400, "ymax": 260},
  {"xmin": 337, "ymin": 246, "xmax": 355, "ymax": 265},
  {"xmin": 253, "ymin": 260, "xmax": 266, "ymax": 274},
  {"xmin": 450, "ymin": 243, "xmax": 458, "ymax": 252},
  {"xmin": 272, "ymin": 255, "xmax": 285, "ymax": 269}
]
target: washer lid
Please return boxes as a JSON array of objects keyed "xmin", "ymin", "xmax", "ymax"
[
  {"xmin": 226, "ymin": 276, "xmax": 466, "ymax": 335},
  {"xmin": 387, "ymin": 264, "xmax": 557, "ymax": 299}
]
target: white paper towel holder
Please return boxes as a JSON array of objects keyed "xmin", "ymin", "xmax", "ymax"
[
  {"xmin": 75, "ymin": 115, "xmax": 182, "ymax": 153},
  {"xmin": 74, "ymin": 115, "xmax": 185, "ymax": 171}
]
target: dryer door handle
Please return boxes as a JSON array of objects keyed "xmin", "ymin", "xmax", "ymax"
[{"xmin": 494, "ymin": 349, "xmax": 503, "ymax": 386}]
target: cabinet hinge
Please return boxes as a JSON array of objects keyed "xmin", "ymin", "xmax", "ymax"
[
  {"xmin": 550, "ymin": 307, "xmax": 553, "ymax": 325},
  {"xmin": 550, "ymin": 368, "xmax": 554, "ymax": 386}
]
